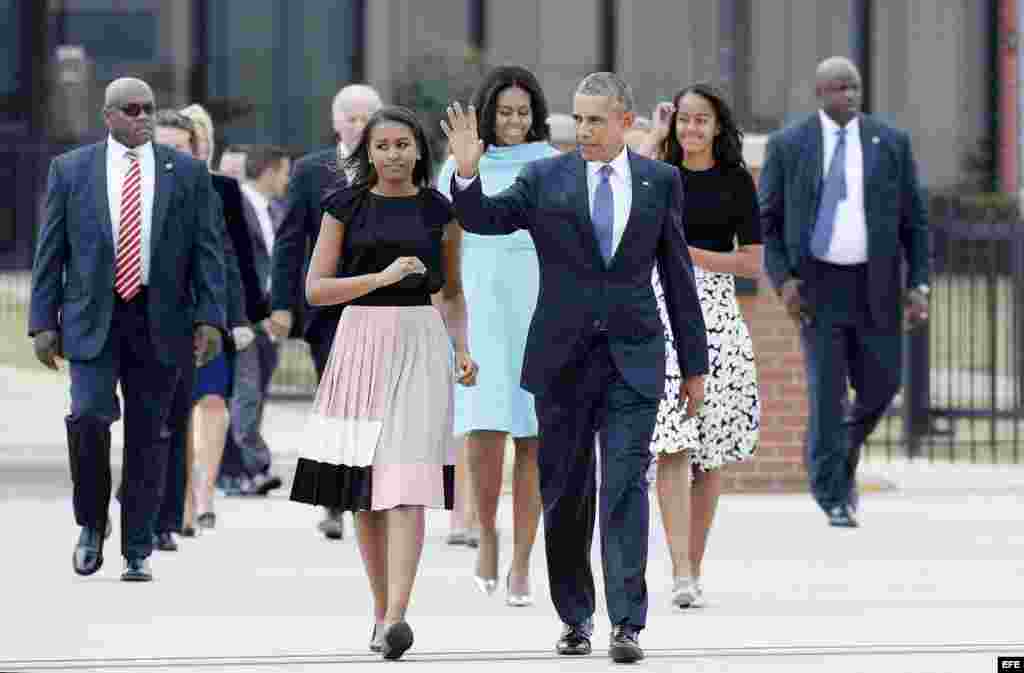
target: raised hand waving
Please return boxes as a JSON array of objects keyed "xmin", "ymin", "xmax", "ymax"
[{"xmin": 439, "ymin": 102, "xmax": 485, "ymax": 180}]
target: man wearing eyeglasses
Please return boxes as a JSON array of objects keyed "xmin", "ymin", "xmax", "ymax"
[{"xmin": 28, "ymin": 77, "xmax": 227, "ymax": 582}]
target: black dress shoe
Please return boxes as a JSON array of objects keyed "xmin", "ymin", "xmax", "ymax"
[
  {"xmin": 828, "ymin": 505, "xmax": 860, "ymax": 528},
  {"xmin": 381, "ymin": 621, "xmax": 414, "ymax": 660},
  {"xmin": 154, "ymin": 531, "xmax": 178, "ymax": 552},
  {"xmin": 121, "ymin": 557, "xmax": 153, "ymax": 582},
  {"xmin": 609, "ymin": 625, "xmax": 644, "ymax": 663},
  {"xmin": 245, "ymin": 473, "xmax": 283, "ymax": 496},
  {"xmin": 73, "ymin": 527, "xmax": 105, "ymax": 576},
  {"xmin": 556, "ymin": 620, "xmax": 593, "ymax": 656}
]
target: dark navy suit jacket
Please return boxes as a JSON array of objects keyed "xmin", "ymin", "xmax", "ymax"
[
  {"xmin": 212, "ymin": 173, "xmax": 267, "ymax": 328},
  {"xmin": 759, "ymin": 113, "xmax": 930, "ymax": 329},
  {"xmin": 271, "ymin": 147, "xmax": 342, "ymax": 344},
  {"xmin": 29, "ymin": 141, "xmax": 226, "ymax": 365},
  {"xmin": 451, "ymin": 150, "xmax": 708, "ymax": 400}
]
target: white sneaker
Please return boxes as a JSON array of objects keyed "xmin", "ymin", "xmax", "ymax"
[{"xmin": 671, "ymin": 576, "xmax": 697, "ymax": 608}]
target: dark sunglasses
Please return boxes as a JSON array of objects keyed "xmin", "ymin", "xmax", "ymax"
[{"xmin": 117, "ymin": 103, "xmax": 155, "ymax": 117}]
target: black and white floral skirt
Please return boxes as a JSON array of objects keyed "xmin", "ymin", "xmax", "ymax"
[{"xmin": 650, "ymin": 267, "xmax": 760, "ymax": 470}]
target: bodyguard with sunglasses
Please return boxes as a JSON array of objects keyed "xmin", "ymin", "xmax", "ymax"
[{"xmin": 28, "ymin": 77, "xmax": 227, "ymax": 581}]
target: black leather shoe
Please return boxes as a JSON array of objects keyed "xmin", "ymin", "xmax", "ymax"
[
  {"xmin": 245, "ymin": 473, "xmax": 283, "ymax": 496},
  {"xmin": 318, "ymin": 508, "xmax": 345, "ymax": 540},
  {"xmin": 154, "ymin": 531, "xmax": 178, "ymax": 552},
  {"xmin": 73, "ymin": 527, "xmax": 105, "ymax": 576},
  {"xmin": 381, "ymin": 621, "xmax": 414, "ymax": 660},
  {"xmin": 828, "ymin": 505, "xmax": 859, "ymax": 528},
  {"xmin": 556, "ymin": 620, "xmax": 593, "ymax": 656},
  {"xmin": 121, "ymin": 558, "xmax": 153, "ymax": 582},
  {"xmin": 609, "ymin": 625, "xmax": 644, "ymax": 663}
]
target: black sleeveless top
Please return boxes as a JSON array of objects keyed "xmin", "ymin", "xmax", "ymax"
[{"xmin": 323, "ymin": 187, "xmax": 453, "ymax": 307}]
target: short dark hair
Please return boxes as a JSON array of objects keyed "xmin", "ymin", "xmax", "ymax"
[
  {"xmin": 472, "ymin": 65, "xmax": 551, "ymax": 149},
  {"xmin": 342, "ymin": 105, "xmax": 435, "ymax": 189},
  {"xmin": 153, "ymin": 108, "xmax": 197, "ymax": 153},
  {"xmin": 244, "ymin": 145, "xmax": 290, "ymax": 180}
]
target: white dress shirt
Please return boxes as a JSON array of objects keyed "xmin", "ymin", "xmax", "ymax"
[
  {"xmin": 817, "ymin": 110, "xmax": 868, "ymax": 264},
  {"xmin": 107, "ymin": 135, "xmax": 155, "ymax": 284},
  {"xmin": 453, "ymin": 145, "xmax": 633, "ymax": 256}
]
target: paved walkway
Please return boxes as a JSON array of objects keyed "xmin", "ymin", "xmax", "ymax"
[{"xmin": 1, "ymin": 365, "xmax": 1023, "ymax": 671}]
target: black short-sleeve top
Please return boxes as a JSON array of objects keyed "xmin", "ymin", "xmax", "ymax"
[
  {"xmin": 679, "ymin": 163, "xmax": 762, "ymax": 253},
  {"xmin": 322, "ymin": 186, "xmax": 453, "ymax": 307}
]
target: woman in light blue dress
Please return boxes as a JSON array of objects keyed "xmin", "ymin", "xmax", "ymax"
[{"xmin": 437, "ymin": 65, "xmax": 558, "ymax": 606}]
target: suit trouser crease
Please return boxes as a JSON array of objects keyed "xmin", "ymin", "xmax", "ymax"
[
  {"xmin": 230, "ymin": 330, "xmax": 279, "ymax": 476},
  {"xmin": 155, "ymin": 354, "xmax": 194, "ymax": 534},
  {"xmin": 535, "ymin": 336, "xmax": 655, "ymax": 629},
  {"xmin": 68, "ymin": 295, "xmax": 181, "ymax": 560},
  {"xmin": 800, "ymin": 261, "xmax": 901, "ymax": 512}
]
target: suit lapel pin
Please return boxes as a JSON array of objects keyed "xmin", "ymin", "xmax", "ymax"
[
  {"xmin": 871, "ymin": 137, "xmax": 880, "ymax": 144},
  {"xmin": 641, "ymin": 179, "xmax": 651, "ymax": 187},
  {"xmin": 165, "ymin": 162, "xmax": 173, "ymax": 171}
]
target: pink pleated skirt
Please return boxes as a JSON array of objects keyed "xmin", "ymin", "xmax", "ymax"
[{"xmin": 289, "ymin": 305, "xmax": 455, "ymax": 511}]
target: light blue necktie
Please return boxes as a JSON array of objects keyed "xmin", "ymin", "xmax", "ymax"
[
  {"xmin": 592, "ymin": 164, "xmax": 614, "ymax": 264},
  {"xmin": 810, "ymin": 128, "xmax": 847, "ymax": 258}
]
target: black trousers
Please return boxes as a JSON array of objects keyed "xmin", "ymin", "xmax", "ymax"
[
  {"xmin": 67, "ymin": 290, "xmax": 180, "ymax": 560},
  {"xmin": 800, "ymin": 260, "xmax": 902, "ymax": 512},
  {"xmin": 534, "ymin": 335, "xmax": 657, "ymax": 630},
  {"xmin": 154, "ymin": 353, "xmax": 194, "ymax": 534}
]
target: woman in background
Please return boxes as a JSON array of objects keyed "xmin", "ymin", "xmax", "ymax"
[
  {"xmin": 641, "ymin": 83, "xmax": 762, "ymax": 609},
  {"xmin": 437, "ymin": 65, "xmax": 557, "ymax": 606}
]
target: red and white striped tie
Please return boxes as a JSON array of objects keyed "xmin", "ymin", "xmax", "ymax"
[{"xmin": 114, "ymin": 150, "xmax": 142, "ymax": 301}]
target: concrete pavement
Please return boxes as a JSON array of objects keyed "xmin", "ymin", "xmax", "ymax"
[{"xmin": 2, "ymin": 365, "xmax": 1023, "ymax": 671}]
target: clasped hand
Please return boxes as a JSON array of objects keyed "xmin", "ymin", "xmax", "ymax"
[{"xmin": 378, "ymin": 256, "xmax": 427, "ymax": 287}]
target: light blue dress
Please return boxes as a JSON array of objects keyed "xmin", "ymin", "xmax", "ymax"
[{"xmin": 437, "ymin": 142, "xmax": 560, "ymax": 437}]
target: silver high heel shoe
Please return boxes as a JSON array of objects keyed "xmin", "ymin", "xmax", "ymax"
[
  {"xmin": 505, "ymin": 570, "xmax": 534, "ymax": 607},
  {"xmin": 473, "ymin": 574, "xmax": 498, "ymax": 596},
  {"xmin": 369, "ymin": 623, "xmax": 385, "ymax": 652}
]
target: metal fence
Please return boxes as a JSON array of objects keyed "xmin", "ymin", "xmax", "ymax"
[{"xmin": 865, "ymin": 216, "xmax": 1024, "ymax": 463}]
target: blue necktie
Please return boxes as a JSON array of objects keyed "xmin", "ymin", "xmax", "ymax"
[
  {"xmin": 592, "ymin": 164, "xmax": 614, "ymax": 264},
  {"xmin": 810, "ymin": 128, "xmax": 847, "ymax": 258}
]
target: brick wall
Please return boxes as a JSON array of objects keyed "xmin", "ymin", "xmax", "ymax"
[{"xmin": 719, "ymin": 152, "xmax": 810, "ymax": 493}]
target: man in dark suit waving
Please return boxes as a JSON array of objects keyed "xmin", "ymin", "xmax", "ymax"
[
  {"xmin": 759, "ymin": 57, "xmax": 930, "ymax": 528},
  {"xmin": 443, "ymin": 72, "xmax": 708, "ymax": 664},
  {"xmin": 28, "ymin": 77, "xmax": 225, "ymax": 581}
]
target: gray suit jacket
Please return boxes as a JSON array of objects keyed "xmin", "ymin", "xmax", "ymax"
[
  {"xmin": 759, "ymin": 113, "xmax": 930, "ymax": 329},
  {"xmin": 29, "ymin": 141, "xmax": 226, "ymax": 365}
]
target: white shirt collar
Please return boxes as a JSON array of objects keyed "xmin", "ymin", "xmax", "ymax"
[
  {"xmin": 587, "ymin": 145, "xmax": 630, "ymax": 179},
  {"xmin": 241, "ymin": 182, "xmax": 270, "ymax": 212},
  {"xmin": 107, "ymin": 134, "xmax": 152, "ymax": 160},
  {"xmin": 337, "ymin": 142, "xmax": 352, "ymax": 160},
  {"xmin": 818, "ymin": 110, "xmax": 859, "ymax": 136}
]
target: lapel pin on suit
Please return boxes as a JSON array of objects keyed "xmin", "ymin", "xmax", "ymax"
[
  {"xmin": 165, "ymin": 162, "xmax": 173, "ymax": 171},
  {"xmin": 641, "ymin": 179, "xmax": 651, "ymax": 187},
  {"xmin": 872, "ymin": 137, "xmax": 880, "ymax": 144}
]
